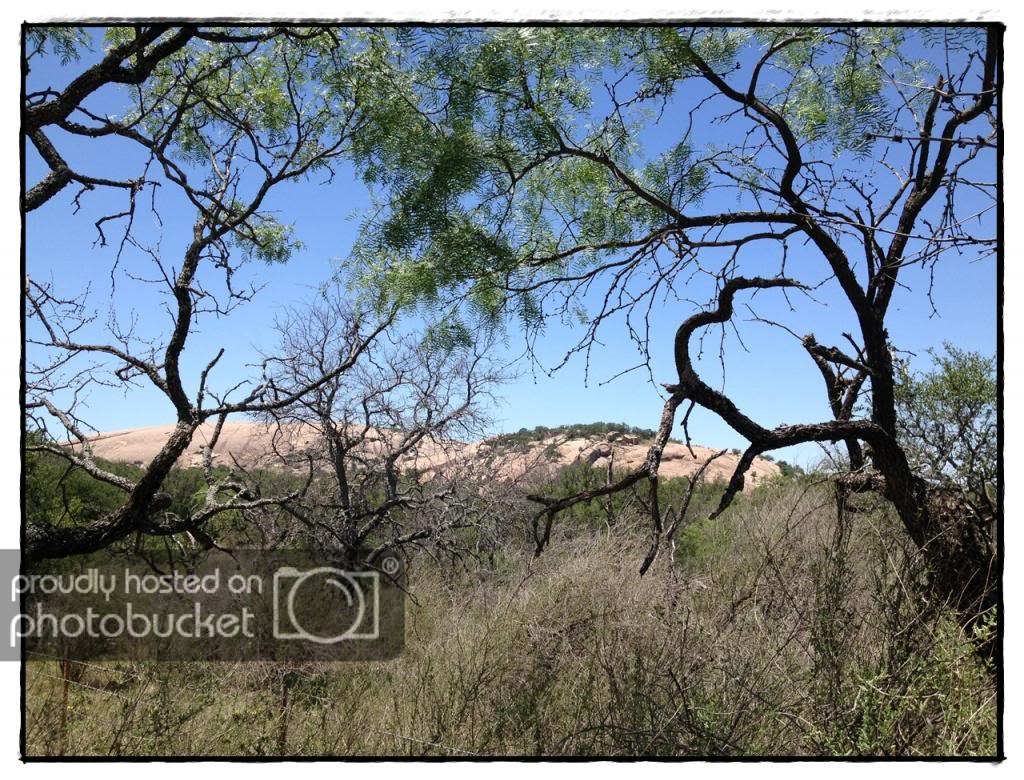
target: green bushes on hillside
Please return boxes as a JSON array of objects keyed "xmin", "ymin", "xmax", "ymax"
[{"xmin": 488, "ymin": 422, "xmax": 659, "ymax": 448}]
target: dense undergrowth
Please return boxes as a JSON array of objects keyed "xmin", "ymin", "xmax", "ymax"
[{"xmin": 24, "ymin": 477, "xmax": 996, "ymax": 757}]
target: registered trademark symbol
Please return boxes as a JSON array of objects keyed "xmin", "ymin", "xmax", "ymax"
[{"xmin": 381, "ymin": 557, "xmax": 400, "ymax": 576}]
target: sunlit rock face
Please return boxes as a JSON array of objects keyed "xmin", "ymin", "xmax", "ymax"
[{"xmin": 83, "ymin": 421, "xmax": 780, "ymax": 491}]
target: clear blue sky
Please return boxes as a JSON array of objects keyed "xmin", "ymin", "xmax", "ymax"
[{"xmin": 24, "ymin": 27, "xmax": 997, "ymax": 469}]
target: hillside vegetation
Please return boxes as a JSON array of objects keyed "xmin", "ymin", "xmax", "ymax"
[
  {"xmin": 23, "ymin": 460, "xmax": 995, "ymax": 757},
  {"xmin": 488, "ymin": 422, "xmax": 660, "ymax": 445}
]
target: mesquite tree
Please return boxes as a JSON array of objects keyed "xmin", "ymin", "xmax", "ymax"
[
  {"xmin": 342, "ymin": 27, "xmax": 1000, "ymax": 651},
  {"xmin": 23, "ymin": 26, "xmax": 403, "ymax": 561}
]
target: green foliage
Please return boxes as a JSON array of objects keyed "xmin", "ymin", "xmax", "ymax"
[
  {"xmin": 895, "ymin": 344, "xmax": 996, "ymax": 506},
  {"xmin": 26, "ymin": 27, "xmax": 91, "ymax": 64},
  {"xmin": 421, "ymin": 318, "xmax": 475, "ymax": 352},
  {"xmin": 764, "ymin": 27, "xmax": 902, "ymax": 153},
  {"xmin": 109, "ymin": 27, "xmax": 373, "ymax": 262},
  {"xmin": 488, "ymin": 421, "xmax": 659, "ymax": 447},
  {"xmin": 775, "ymin": 459, "xmax": 806, "ymax": 479},
  {"xmin": 230, "ymin": 215, "xmax": 302, "ymax": 265},
  {"xmin": 642, "ymin": 141, "xmax": 709, "ymax": 211},
  {"xmin": 339, "ymin": 26, "xmax": 939, "ymax": 333},
  {"xmin": 831, "ymin": 619, "xmax": 996, "ymax": 755},
  {"xmin": 23, "ymin": 433, "xmax": 299, "ymax": 548},
  {"xmin": 673, "ymin": 514, "xmax": 731, "ymax": 565},
  {"xmin": 25, "ymin": 433, "xmax": 137, "ymax": 529}
]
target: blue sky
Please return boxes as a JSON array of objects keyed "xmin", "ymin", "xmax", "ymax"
[{"xmin": 24, "ymin": 26, "xmax": 998, "ymax": 468}]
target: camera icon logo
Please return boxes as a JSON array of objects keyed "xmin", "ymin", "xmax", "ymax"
[{"xmin": 273, "ymin": 567, "xmax": 380, "ymax": 643}]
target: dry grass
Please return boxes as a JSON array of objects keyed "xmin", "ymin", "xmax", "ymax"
[{"xmin": 24, "ymin": 482, "xmax": 997, "ymax": 757}]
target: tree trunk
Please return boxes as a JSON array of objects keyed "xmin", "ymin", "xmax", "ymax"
[{"xmin": 917, "ymin": 488, "xmax": 998, "ymax": 665}]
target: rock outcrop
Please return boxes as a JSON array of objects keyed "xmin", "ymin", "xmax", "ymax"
[{"xmin": 81, "ymin": 421, "xmax": 780, "ymax": 490}]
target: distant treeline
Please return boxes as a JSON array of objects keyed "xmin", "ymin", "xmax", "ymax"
[
  {"xmin": 486, "ymin": 424, "xmax": 806, "ymax": 479},
  {"xmin": 488, "ymin": 422, "xmax": 659, "ymax": 447}
]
